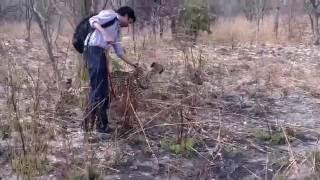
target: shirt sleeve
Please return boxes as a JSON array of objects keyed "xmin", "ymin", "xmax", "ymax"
[
  {"xmin": 112, "ymin": 42, "xmax": 125, "ymax": 57},
  {"xmin": 112, "ymin": 26, "xmax": 124, "ymax": 57},
  {"xmin": 89, "ymin": 10, "xmax": 117, "ymax": 28}
]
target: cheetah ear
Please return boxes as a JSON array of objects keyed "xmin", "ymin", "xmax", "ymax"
[{"xmin": 150, "ymin": 62, "xmax": 156, "ymax": 68}]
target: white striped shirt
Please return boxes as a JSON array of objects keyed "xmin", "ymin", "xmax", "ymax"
[{"xmin": 85, "ymin": 10, "xmax": 124, "ymax": 57}]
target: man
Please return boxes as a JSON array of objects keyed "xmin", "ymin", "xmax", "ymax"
[{"xmin": 84, "ymin": 6, "xmax": 137, "ymax": 133}]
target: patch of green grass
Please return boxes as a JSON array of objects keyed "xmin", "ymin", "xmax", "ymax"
[
  {"xmin": 255, "ymin": 130, "xmax": 295, "ymax": 145},
  {"xmin": 255, "ymin": 131, "xmax": 271, "ymax": 141},
  {"xmin": 272, "ymin": 132, "xmax": 295, "ymax": 145},
  {"xmin": 161, "ymin": 138, "xmax": 196, "ymax": 157}
]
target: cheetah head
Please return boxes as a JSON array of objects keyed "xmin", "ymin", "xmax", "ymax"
[{"xmin": 150, "ymin": 62, "xmax": 165, "ymax": 74}]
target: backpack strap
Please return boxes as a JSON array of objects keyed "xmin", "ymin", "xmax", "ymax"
[{"xmin": 101, "ymin": 17, "xmax": 117, "ymax": 28}]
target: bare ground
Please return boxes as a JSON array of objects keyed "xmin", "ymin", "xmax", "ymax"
[{"xmin": 1, "ymin": 35, "xmax": 320, "ymax": 180}]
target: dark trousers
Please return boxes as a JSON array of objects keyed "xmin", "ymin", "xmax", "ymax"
[{"xmin": 84, "ymin": 46, "xmax": 110, "ymax": 130}]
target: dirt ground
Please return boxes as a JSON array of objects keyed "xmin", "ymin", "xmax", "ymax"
[{"xmin": 1, "ymin": 28, "xmax": 320, "ymax": 180}]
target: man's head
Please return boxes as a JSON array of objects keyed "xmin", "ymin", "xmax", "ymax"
[{"xmin": 117, "ymin": 6, "xmax": 136, "ymax": 27}]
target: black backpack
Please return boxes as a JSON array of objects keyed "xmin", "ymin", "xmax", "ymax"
[{"xmin": 72, "ymin": 14, "xmax": 117, "ymax": 54}]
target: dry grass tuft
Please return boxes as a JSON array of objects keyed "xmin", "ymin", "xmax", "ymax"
[
  {"xmin": 211, "ymin": 16, "xmax": 257, "ymax": 44},
  {"xmin": 210, "ymin": 15, "xmax": 309, "ymax": 44}
]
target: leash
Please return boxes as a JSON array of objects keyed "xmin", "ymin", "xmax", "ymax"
[{"xmin": 108, "ymin": 71, "xmax": 118, "ymax": 100}]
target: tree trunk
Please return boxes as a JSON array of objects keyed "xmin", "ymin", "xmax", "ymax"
[
  {"xmin": 25, "ymin": 0, "xmax": 33, "ymax": 42},
  {"xmin": 77, "ymin": 0, "xmax": 94, "ymax": 109},
  {"xmin": 273, "ymin": 7, "xmax": 280, "ymax": 39},
  {"xmin": 33, "ymin": 11, "xmax": 61, "ymax": 88},
  {"xmin": 314, "ymin": 13, "xmax": 320, "ymax": 45},
  {"xmin": 309, "ymin": 14, "xmax": 315, "ymax": 35},
  {"xmin": 159, "ymin": 17, "xmax": 164, "ymax": 39},
  {"xmin": 170, "ymin": 15, "xmax": 177, "ymax": 35},
  {"xmin": 32, "ymin": 0, "xmax": 61, "ymax": 89},
  {"xmin": 309, "ymin": 0, "xmax": 320, "ymax": 45},
  {"xmin": 80, "ymin": 0, "xmax": 92, "ymax": 17}
]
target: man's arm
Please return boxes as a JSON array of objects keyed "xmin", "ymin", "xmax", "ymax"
[
  {"xmin": 118, "ymin": 54, "xmax": 137, "ymax": 68},
  {"xmin": 112, "ymin": 42, "xmax": 137, "ymax": 68}
]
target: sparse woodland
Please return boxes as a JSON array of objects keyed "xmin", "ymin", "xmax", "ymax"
[{"xmin": 1, "ymin": 0, "xmax": 320, "ymax": 179}]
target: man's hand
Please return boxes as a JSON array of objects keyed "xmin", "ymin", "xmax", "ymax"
[
  {"xmin": 133, "ymin": 63, "xmax": 139, "ymax": 68},
  {"xmin": 119, "ymin": 55, "xmax": 137, "ymax": 68}
]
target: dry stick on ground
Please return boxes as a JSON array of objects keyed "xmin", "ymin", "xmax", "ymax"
[
  {"xmin": 265, "ymin": 152, "xmax": 269, "ymax": 180},
  {"xmin": 8, "ymin": 63, "xmax": 27, "ymax": 156},
  {"xmin": 242, "ymin": 165, "xmax": 263, "ymax": 180},
  {"xmin": 212, "ymin": 109, "xmax": 223, "ymax": 161},
  {"xmin": 281, "ymin": 126, "xmax": 298, "ymax": 175},
  {"xmin": 129, "ymin": 100, "xmax": 159, "ymax": 166},
  {"xmin": 178, "ymin": 107, "xmax": 184, "ymax": 144},
  {"xmin": 144, "ymin": 94, "xmax": 197, "ymax": 126},
  {"xmin": 125, "ymin": 120, "xmax": 260, "ymax": 154},
  {"xmin": 273, "ymin": 157, "xmax": 292, "ymax": 178},
  {"xmin": 122, "ymin": 94, "xmax": 199, "ymax": 140}
]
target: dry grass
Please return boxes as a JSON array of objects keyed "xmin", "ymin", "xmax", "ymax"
[
  {"xmin": 0, "ymin": 14, "xmax": 319, "ymax": 179},
  {"xmin": 0, "ymin": 22, "xmax": 39, "ymax": 40},
  {"xmin": 0, "ymin": 21, "xmax": 73, "ymax": 45},
  {"xmin": 211, "ymin": 16, "xmax": 258, "ymax": 44},
  {"xmin": 210, "ymin": 15, "xmax": 310, "ymax": 45},
  {"xmin": 0, "ymin": 22, "xmax": 26, "ymax": 39}
]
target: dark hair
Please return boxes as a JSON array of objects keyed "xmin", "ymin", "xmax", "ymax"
[{"xmin": 117, "ymin": 6, "xmax": 136, "ymax": 23}]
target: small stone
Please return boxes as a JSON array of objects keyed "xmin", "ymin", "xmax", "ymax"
[
  {"xmin": 130, "ymin": 165, "xmax": 138, "ymax": 170},
  {"xmin": 136, "ymin": 160, "xmax": 153, "ymax": 167},
  {"xmin": 103, "ymin": 175, "xmax": 121, "ymax": 180},
  {"xmin": 182, "ymin": 161, "xmax": 194, "ymax": 168}
]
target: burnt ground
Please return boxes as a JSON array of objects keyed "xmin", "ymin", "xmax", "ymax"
[{"xmin": 1, "ymin": 37, "xmax": 320, "ymax": 180}]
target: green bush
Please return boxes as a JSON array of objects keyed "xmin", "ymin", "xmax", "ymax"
[
  {"xmin": 161, "ymin": 138, "xmax": 196, "ymax": 157},
  {"xmin": 177, "ymin": 0, "xmax": 211, "ymax": 40},
  {"xmin": 255, "ymin": 130, "xmax": 295, "ymax": 145}
]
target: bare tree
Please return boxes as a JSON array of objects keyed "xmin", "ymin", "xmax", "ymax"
[
  {"xmin": 32, "ymin": 0, "xmax": 61, "ymax": 88},
  {"xmin": 273, "ymin": 3, "xmax": 281, "ymax": 39},
  {"xmin": 80, "ymin": 0, "xmax": 92, "ymax": 17},
  {"xmin": 25, "ymin": 0, "xmax": 33, "ymax": 41},
  {"xmin": 307, "ymin": 0, "xmax": 320, "ymax": 45}
]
